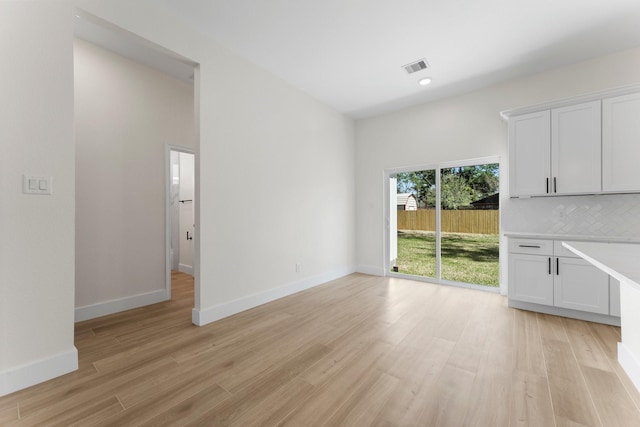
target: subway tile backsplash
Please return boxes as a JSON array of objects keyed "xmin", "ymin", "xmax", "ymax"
[{"xmin": 503, "ymin": 193, "xmax": 640, "ymax": 237}]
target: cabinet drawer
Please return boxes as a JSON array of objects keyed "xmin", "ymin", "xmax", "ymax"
[
  {"xmin": 553, "ymin": 241, "xmax": 581, "ymax": 258},
  {"xmin": 509, "ymin": 238, "xmax": 553, "ymax": 255}
]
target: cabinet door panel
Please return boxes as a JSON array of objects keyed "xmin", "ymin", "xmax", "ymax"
[
  {"xmin": 509, "ymin": 254, "xmax": 553, "ymax": 305},
  {"xmin": 603, "ymin": 92, "xmax": 640, "ymax": 192},
  {"xmin": 554, "ymin": 257, "xmax": 609, "ymax": 314},
  {"xmin": 509, "ymin": 111, "xmax": 550, "ymax": 197},
  {"xmin": 551, "ymin": 101, "xmax": 601, "ymax": 195},
  {"xmin": 610, "ymin": 277, "xmax": 621, "ymax": 317}
]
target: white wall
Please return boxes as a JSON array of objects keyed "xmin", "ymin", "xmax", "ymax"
[
  {"xmin": 74, "ymin": 38, "xmax": 195, "ymax": 319},
  {"xmin": 355, "ymin": 47, "xmax": 640, "ymax": 290},
  {"xmin": 74, "ymin": 0, "xmax": 356, "ymax": 325},
  {"xmin": 193, "ymin": 37, "xmax": 356, "ymax": 325},
  {"xmin": 0, "ymin": 1, "xmax": 77, "ymax": 396},
  {"xmin": 1, "ymin": 0, "xmax": 356, "ymax": 395}
]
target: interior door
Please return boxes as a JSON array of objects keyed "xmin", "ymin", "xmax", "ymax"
[
  {"xmin": 178, "ymin": 152, "xmax": 195, "ymax": 275},
  {"xmin": 170, "ymin": 150, "xmax": 181, "ymax": 270}
]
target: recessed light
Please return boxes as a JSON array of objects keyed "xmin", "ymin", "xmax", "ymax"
[{"xmin": 419, "ymin": 77, "xmax": 432, "ymax": 86}]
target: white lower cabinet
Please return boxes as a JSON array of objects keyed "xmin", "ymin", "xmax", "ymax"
[
  {"xmin": 610, "ymin": 278, "xmax": 621, "ymax": 317},
  {"xmin": 554, "ymin": 257, "xmax": 609, "ymax": 314},
  {"xmin": 509, "ymin": 253, "xmax": 553, "ymax": 305},
  {"xmin": 508, "ymin": 238, "xmax": 614, "ymax": 318}
]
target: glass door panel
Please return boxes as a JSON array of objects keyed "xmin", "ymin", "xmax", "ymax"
[
  {"xmin": 392, "ymin": 170, "xmax": 437, "ymax": 278},
  {"xmin": 440, "ymin": 164, "xmax": 499, "ymax": 287}
]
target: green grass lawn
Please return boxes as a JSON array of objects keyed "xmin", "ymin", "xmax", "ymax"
[{"xmin": 395, "ymin": 230, "xmax": 499, "ymax": 287}]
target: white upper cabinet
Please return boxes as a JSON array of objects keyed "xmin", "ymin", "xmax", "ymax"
[
  {"xmin": 603, "ymin": 92, "xmax": 640, "ymax": 192},
  {"xmin": 508, "ymin": 101, "xmax": 601, "ymax": 197},
  {"xmin": 508, "ymin": 111, "xmax": 550, "ymax": 197},
  {"xmin": 506, "ymin": 85, "xmax": 640, "ymax": 197},
  {"xmin": 551, "ymin": 101, "xmax": 601, "ymax": 195}
]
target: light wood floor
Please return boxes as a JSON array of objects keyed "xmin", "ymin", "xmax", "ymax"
[{"xmin": 2, "ymin": 272, "xmax": 640, "ymax": 426}]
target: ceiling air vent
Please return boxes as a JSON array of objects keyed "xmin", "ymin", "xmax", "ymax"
[{"xmin": 402, "ymin": 59, "xmax": 429, "ymax": 74}]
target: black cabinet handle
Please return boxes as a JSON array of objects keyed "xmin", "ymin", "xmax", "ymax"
[
  {"xmin": 556, "ymin": 258, "xmax": 559, "ymax": 275},
  {"xmin": 554, "ymin": 177, "xmax": 557, "ymax": 193},
  {"xmin": 546, "ymin": 178, "xmax": 549, "ymax": 194},
  {"xmin": 548, "ymin": 257, "xmax": 551, "ymax": 275},
  {"xmin": 519, "ymin": 244, "xmax": 541, "ymax": 248},
  {"xmin": 186, "ymin": 231, "xmax": 193, "ymax": 241}
]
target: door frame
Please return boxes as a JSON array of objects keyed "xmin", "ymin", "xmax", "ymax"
[
  {"xmin": 74, "ymin": 7, "xmax": 202, "ymax": 321},
  {"xmin": 383, "ymin": 155, "xmax": 502, "ymax": 292},
  {"xmin": 165, "ymin": 145, "xmax": 196, "ymax": 300}
]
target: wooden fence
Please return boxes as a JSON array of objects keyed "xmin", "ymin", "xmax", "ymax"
[{"xmin": 397, "ymin": 209, "xmax": 499, "ymax": 234}]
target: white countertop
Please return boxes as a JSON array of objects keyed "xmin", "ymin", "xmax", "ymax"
[
  {"xmin": 562, "ymin": 241, "xmax": 640, "ymax": 292},
  {"xmin": 505, "ymin": 232, "xmax": 640, "ymax": 244}
]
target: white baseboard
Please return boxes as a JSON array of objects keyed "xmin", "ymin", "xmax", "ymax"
[
  {"xmin": 178, "ymin": 263, "xmax": 193, "ymax": 275},
  {"xmin": 192, "ymin": 266, "xmax": 356, "ymax": 326},
  {"xmin": 75, "ymin": 289, "xmax": 169, "ymax": 322},
  {"xmin": 618, "ymin": 342, "xmax": 640, "ymax": 393},
  {"xmin": 0, "ymin": 347, "xmax": 78, "ymax": 397},
  {"xmin": 508, "ymin": 300, "xmax": 621, "ymax": 326},
  {"xmin": 356, "ymin": 265, "xmax": 386, "ymax": 276}
]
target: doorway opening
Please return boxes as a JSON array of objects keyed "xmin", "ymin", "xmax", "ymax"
[
  {"xmin": 167, "ymin": 148, "xmax": 195, "ymax": 300},
  {"xmin": 74, "ymin": 8, "xmax": 200, "ymax": 323},
  {"xmin": 388, "ymin": 158, "xmax": 500, "ymax": 290}
]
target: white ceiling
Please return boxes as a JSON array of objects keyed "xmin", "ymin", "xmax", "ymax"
[{"xmin": 82, "ymin": 0, "xmax": 640, "ymax": 119}]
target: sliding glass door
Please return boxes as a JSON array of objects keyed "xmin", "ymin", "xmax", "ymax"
[{"xmin": 390, "ymin": 161, "xmax": 499, "ymax": 288}]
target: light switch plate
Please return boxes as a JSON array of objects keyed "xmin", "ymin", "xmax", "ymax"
[{"xmin": 23, "ymin": 175, "xmax": 52, "ymax": 195}]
